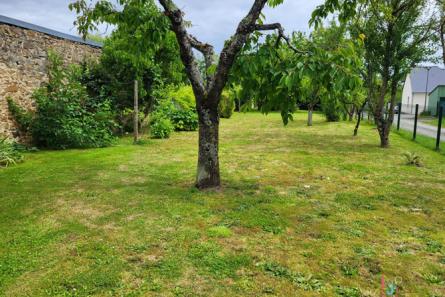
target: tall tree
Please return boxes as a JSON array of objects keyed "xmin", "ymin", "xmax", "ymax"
[
  {"xmin": 70, "ymin": 0, "xmax": 296, "ymax": 189},
  {"xmin": 313, "ymin": 0, "xmax": 436, "ymax": 148},
  {"xmin": 71, "ymin": 0, "xmax": 353, "ymax": 189}
]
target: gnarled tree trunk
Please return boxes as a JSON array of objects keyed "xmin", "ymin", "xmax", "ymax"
[
  {"xmin": 196, "ymin": 104, "xmax": 220, "ymax": 188},
  {"xmin": 159, "ymin": 0, "xmax": 289, "ymax": 189}
]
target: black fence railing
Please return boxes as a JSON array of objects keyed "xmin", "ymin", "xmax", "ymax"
[{"xmin": 395, "ymin": 103, "xmax": 444, "ymax": 151}]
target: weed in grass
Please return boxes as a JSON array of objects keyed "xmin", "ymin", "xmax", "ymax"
[
  {"xmin": 208, "ymin": 226, "xmax": 233, "ymax": 238},
  {"xmin": 341, "ymin": 262, "xmax": 359, "ymax": 277},
  {"xmin": 260, "ymin": 262, "xmax": 325, "ymax": 291},
  {"xmin": 335, "ymin": 285, "xmax": 363, "ymax": 297},
  {"xmin": 424, "ymin": 239, "xmax": 443, "ymax": 253},
  {"xmin": 422, "ymin": 272, "xmax": 444, "ymax": 285},
  {"xmin": 403, "ymin": 152, "xmax": 424, "ymax": 167}
]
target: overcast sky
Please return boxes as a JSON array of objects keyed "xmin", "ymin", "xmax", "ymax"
[{"xmin": 0, "ymin": 0, "xmax": 324, "ymax": 51}]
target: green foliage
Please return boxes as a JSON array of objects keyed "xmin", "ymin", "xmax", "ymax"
[
  {"xmin": 6, "ymin": 98, "xmax": 33, "ymax": 133},
  {"xmin": 150, "ymin": 103, "xmax": 174, "ymax": 140},
  {"xmin": 403, "ymin": 152, "xmax": 423, "ymax": 167},
  {"xmin": 151, "ymin": 86, "xmax": 198, "ymax": 133},
  {"xmin": 73, "ymin": 1, "xmax": 186, "ymax": 133},
  {"xmin": 169, "ymin": 109, "xmax": 198, "ymax": 132},
  {"xmin": 0, "ymin": 137, "xmax": 23, "ymax": 167},
  {"xmin": 32, "ymin": 52, "xmax": 116, "ymax": 149},
  {"xmin": 230, "ymin": 22, "xmax": 363, "ymax": 125},
  {"xmin": 168, "ymin": 85, "xmax": 196, "ymax": 111},
  {"xmin": 322, "ymin": 97, "xmax": 342, "ymax": 122},
  {"xmin": 218, "ymin": 91, "xmax": 235, "ymax": 119}
]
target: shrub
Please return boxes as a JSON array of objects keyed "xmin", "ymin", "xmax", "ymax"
[
  {"xmin": 322, "ymin": 100, "xmax": 341, "ymax": 122},
  {"xmin": 0, "ymin": 137, "xmax": 23, "ymax": 167},
  {"xmin": 7, "ymin": 98, "xmax": 33, "ymax": 133},
  {"xmin": 152, "ymin": 92, "xmax": 198, "ymax": 133},
  {"xmin": 30, "ymin": 52, "xmax": 116, "ymax": 149},
  {"xmin": 168, "ymin": 85, "xmax": 196, "ymax": 111},
  {"xmin": 169, "ymin": 109, "xmax": 198, "ymax": 131},
  {"xmin": 219, "ymin": 91, "xmax": 235, "ymax": 119},
  {"xmin": 151, "ymin": 117, "xmax": 174, "ymax": 139}
]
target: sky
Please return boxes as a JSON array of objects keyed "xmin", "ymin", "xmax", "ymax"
[{"xmin": 0, "ymin": 0, "xmax": 324, "ymax": 51}]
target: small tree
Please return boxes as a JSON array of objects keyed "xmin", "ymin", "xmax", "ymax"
[
  {"xmin": 230, "ymin": 23, "xmax": 363, "ymax": 126},
  {"xmin": 313, "ymin": 0, "xmax": 436, "ymax": 148}
]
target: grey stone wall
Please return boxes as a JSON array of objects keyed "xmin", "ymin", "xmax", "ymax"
[{"xmin": 0, "ymin": 23, "xmax": 101, "ymax": 139}]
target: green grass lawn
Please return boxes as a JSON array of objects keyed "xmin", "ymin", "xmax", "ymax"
[{"xmin": 1, "ymin": 112, "xmax": 444, "ymax": 296}]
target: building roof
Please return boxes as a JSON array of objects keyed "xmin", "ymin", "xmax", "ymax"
[
  {"xmin": 0, "ymin": 15, "xmax": 102, "ymax": 48},
  {"xmin": 429, "ymin": 85, "xmax": 445, "ymax": 95},
  {"xmin": 409, "ymin": 66, "xmax": 445, "ymax": 93}
]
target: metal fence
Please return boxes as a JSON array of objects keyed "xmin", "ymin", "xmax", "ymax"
[
  {"xmin": 399, "ymin": 103, "xmax": 430, "ymax": 115},
  {"xmin": 395, "ymin": 103, "xmax": 444, "ymax": 151}
]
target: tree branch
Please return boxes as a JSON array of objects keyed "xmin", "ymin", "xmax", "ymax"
[
  {"xmin": 188, "ymin": 35, "xmax": 215, "ymax": 86},
  {"xmin": 158, "ymin": 0, "xmax": 206, "ymax": 100},
  {"xmin": 208, "ymin": 0, "xmax": 269, "ymax": 105},
  {"xmin": 254, "ymin": 23, "xmax": 305, "ymax": 54}
]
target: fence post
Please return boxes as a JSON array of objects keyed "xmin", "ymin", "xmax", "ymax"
[
  {"xmin": 133, "ymin": 80, "xmax": 139, "ymax": 143},
  {"xmin": 413, "ymin": 104, "xmax": 419, "ymax": 140},
  {"xmin": 437, "ymin": 102, "xmax": 440, "ymax": 117},
  {"xmin": 397, "ymin": 102, "xmax": 402, "ymax": 131},
  {"xmin": 436, "ymin": 106, "xmax": 443, "ymax": 151}
]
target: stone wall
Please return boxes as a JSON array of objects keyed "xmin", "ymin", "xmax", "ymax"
[{"xmin": 0, "ymin": 23, "xmax": 101, "ymax": 139}]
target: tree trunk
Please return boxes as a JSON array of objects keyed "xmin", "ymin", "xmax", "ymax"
[
  {"xmin": 374, "ymin": 116, "xmax": 390, "ymax": 148},
  {"xmin": 196, "ymin": 105, "xmax": 221, "ymax": 189},
  {"xmin": 378, "ymin": 124, "xmax": 390, "ymax": 148},
  {"xmin": 307, "ymin": 108, "xmax": 313, "ymax": 126},
  {"xmin": 353, "ymin": 112, "xmax": 361, "ymax": 136},
  {"xmin": 348, "ymin": 106, "xmax": 355, "ymax": 121}
]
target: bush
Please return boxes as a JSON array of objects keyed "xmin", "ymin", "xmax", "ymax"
[
  {"xmin": 219, "ymin": 91, "xmax": 235, "ymax": 119},
  {"xmin": 0, "ymin": 137, "xmax": 23, "ymax": 167},
  {"xmin": 322, "ymin": 99, "xmax": 341, "ymax": 122},
  {"xmin": 169, "ymin": 109, "xmax": 198, "ymax": 131},
  {"xmin": 151, "ymin": 117, "xmax": 174, "ymax": 139},
  {"xmin": 168, "ymin": 85, "xmax": 196, "ymax": 111},
  {"xmin": 7, "ymin": 98, "xmax": 33, "ymax": 133},
  {"xmin": 151, "ymin": 90, "xmax": 198, "ymax": 133},
  {"xmin": 29, "ymin": 52, "xmax": 116, "ymax": 149}
]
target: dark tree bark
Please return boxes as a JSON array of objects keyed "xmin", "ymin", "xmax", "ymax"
[
  {"xmin": 196, "ymin": 103, "xmax": 220, "ymax": 188},
  {"xmin": 354, "ymin": 101, "xmax": 367, "ymax": 136},
  {"xmin": 158, "ymin": 0, "xmax": 286, "ymax": 189}
]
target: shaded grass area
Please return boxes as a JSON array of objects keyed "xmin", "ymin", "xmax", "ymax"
[{"xmin": 1, "ymin": 112, "xmax": 444, "ymax": 296}]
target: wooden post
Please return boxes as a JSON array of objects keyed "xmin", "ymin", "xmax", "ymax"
[
  {"xmin": 413, "ymin": 104, "xmax": 419, "ymax": 140},
  {"xmin": 436, "ymin": 106, "xmax": 443, "ymax": 151},
  {"xmin": 133, "ymin": 80, "xmax": 139, "ymax": 143},
  {"xmin": 397, "ymin": 102, "xmax": 401, "ymax": 131}
]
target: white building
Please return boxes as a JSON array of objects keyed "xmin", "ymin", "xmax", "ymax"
[{"xmin": 401, "ymin": 66, "xmax": 445, "ymax": 114}]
